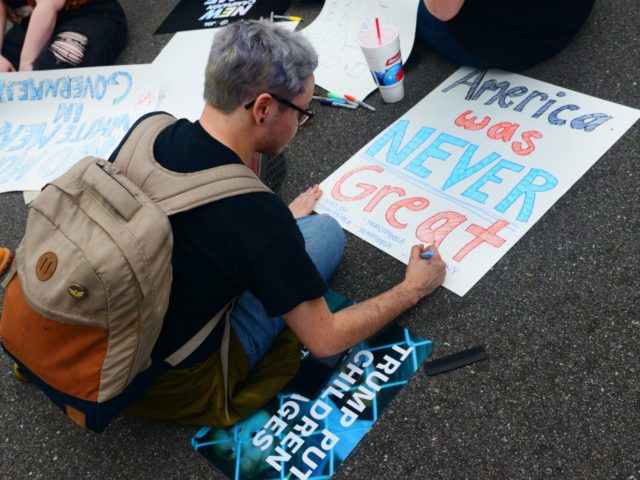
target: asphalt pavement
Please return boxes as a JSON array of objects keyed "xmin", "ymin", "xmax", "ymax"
[{"xmin": 1, "ymin": 1, "xmax": 638, "ymax": 479}]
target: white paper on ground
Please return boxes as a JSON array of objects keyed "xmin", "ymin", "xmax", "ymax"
[
  {"xmin": 0, "ymin": 64, "xmax": 159, "ymax": 193},
  {"xmin": 315, "ymin": 67, "xmax": 640, "ymax": 296},
  {"xmin": 301, "ymin": 0, "xmax": 420, "ymax": 100}
]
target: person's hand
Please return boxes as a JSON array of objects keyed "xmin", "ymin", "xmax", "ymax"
[
  {"xmin": 288, "ymin": 184, "xmax": 322, "ymax": 218},
  {"xmin": 19, "ymin": 62, "xmax": 33, "ymax": 72},
  {"xmin": 402, "ymin": 244, "xmax": 446, "ymax": 299},
  {"xmin": 0, "ymin": 55, "xmax": 16, "ymax": 72}
]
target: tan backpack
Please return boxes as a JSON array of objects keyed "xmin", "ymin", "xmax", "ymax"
[{"xmin": 0, "ymin": 114, "xmax": 271, "ymax": 432}]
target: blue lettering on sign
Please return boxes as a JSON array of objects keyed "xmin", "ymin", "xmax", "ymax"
[
  {"xmin": 441, "ymin": 68, "xmax": 613, "ymax": 132},
  {"xmin": 0, "ymin": 119, "xmax": 129, "ymax": 186},
  {"xmin": 570, "ymin": 113, "xmax": 613, "ymax": 132},
  {"xmin": 442, "ymin": 146, "xmax": 501, "ymax": 191},
  {"xmin": 548, "ymin": 104, "xmax": 580, "ymax": 125},
  {"xmin": 0, "ymin": 114, "xmax": 131, "ymax": 153},
  {"xmin": 9, "ymin": 123, "xmax": 63, "ymax": 151},
  {"xmin": 365, "ymin": 120, "xmax": 436, "ymax": 165},
  {"xmin": 37, "ymin": 146, "xmax": 75, "ymax": 178},
  {"xmin": 362, "ymin": 119, "xmax": 559, "ymax": 223},
  {"xmin": 404, "ymin": 133, "xmax": 468, "ymax": 179},
  {"xmin": 0, "ymin": 122, "xmax": 25, "ymax": 149},
  {"xmin": 0, "ymin": 151, "xmax": 45, "ymax": 183},
  {"xmin": 0, "ymin": 71, "xmax": 134, "ymax": 105},
  {"xmin": 53, "ymin": 103, "xmax": 84, "ymax": 123},
  {"xmin": 495, "ymin": 168, "xmax": 558, "ymax": 222},
  {"xmin": 462, "ymin": 159, "xmax": 525, "ymax": 204}
]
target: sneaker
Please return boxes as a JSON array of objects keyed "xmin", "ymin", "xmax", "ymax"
[
  {"xmin": 0, "ymin": 247, "xmax": 12, "ymax": 278},
  {"xmin": 249, "ymin": 152, "xmax": 287, "ymax": 193}
]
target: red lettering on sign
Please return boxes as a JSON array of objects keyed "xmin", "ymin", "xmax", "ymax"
[
  {"xmin": 453, "ymin": 110, "xmax": 543, "ymax": 156},
  {"xmin": 415, "ymin": 211, "xmax": 467, "ymax": 247},
  {"xmin": 452, "ymin": 220, "xmax": 509, "ymax": 262},
  {"xmin": 386, "ymin": 197, "xmax": 430, "ymax": 229},
  {"xmin": 511, "ymin": 130, "xmax": 542, "ymax": 156},
  {"xmin": 454, "ymin": 109, "xmax": 490, "ymax": 131},
  {"xmin": 364, "ymin": 186, "xmax": 405, "ymax": 213},
  {"xmin": 487, "ymin": 122, "xmax": 519, "ymax": 142},
  {"xmin": 331, "ymin": 165, "xmax": 383, "ymax": 201}
]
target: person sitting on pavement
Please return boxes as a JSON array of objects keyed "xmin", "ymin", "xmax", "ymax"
[
  {"xmin": 0, "ymin": 0, "xmax": 127, "ymax": 72},
  {"xmin": 4, "ymin": 19, "xmax": 447, "ymax": 427},
  {"xmin": 417, "ymin": 0, "xmax": 596, "ymax": 71}
]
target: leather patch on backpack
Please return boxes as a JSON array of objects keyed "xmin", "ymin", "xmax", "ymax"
[{"xmin": 36, "ymin": 252, "xmax": 57, "ymax": 281}]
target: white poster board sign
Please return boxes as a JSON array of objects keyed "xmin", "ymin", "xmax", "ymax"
[
  {"xmin": 315, "ymin": 67, "xmax": 640, "ymax": 296},
  {"xmin": 153, "ymin": 28, "xmax": 218, "ymax": 120},
  {"xmin": 153, "ymin": 21, "xmax": 299, "ymax": 120},
  {"xmin": 302, "ymin": 0, "xmax": 419, "ymax": 100},
  {"xmin": 0, "ymin": 65, "xmax": 158, "ymax": 193}
]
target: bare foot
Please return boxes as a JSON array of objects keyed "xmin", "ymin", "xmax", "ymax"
[{"xmin": 288, "ymin": 185, "xmax": 322, "ymax": 218}]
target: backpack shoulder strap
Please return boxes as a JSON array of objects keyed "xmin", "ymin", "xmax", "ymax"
[
  {"xmin": 113, "ymin": 113, "xmax": 272, "ymax": 215},
  {"xmin": 163, "ymin": 300, "xmax": 235, "ymax": 421}
]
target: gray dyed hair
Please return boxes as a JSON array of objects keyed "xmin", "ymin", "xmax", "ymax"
[{"xmin": 203, "ymin": 20, "xmax": 318, "ymax": 112}]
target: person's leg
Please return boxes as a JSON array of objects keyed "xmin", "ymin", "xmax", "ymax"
[
  {"xmin": 416, "ymin": 1, "xmax": 488, "ymax": 68},
  {"xmin": 231, "ymin": 214, "xmax": 345, "ymax": 369},
  {"xmin": 32, "ymin": 1, "xmax": 128, "ymax": 70}
]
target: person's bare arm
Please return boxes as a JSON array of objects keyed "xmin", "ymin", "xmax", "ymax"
[
  {"xmin": 283, "ymin": 244, "xmax": 446, "ymax": 357},
  {"xmin": 423, "ymin": 0, "xmax": 466, "ymax": 21},
  {"xmin": 18, "ymin": 0, "xmax": 65, "ymax": 71},
  {"xmin": 0, "ymin": 2, "xmax": 16, "ymax": 72}
]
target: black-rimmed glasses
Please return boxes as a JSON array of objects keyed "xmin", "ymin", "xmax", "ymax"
[{"xmin": 244, "ymin": 92, "xmax": 315, "ymax": 127}]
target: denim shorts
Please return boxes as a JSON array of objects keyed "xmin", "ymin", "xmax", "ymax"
[{"xmin": 230, "ymin": 214, "xmax": 345, "ymax": 368}]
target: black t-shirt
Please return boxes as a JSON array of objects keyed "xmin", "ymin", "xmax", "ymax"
[
  {"xmin": 110, "ymin": 113, "xmax": 328, "ymax": 367},
  {"xmin": 449, "ymin": 0, "xmax": 596, "ymax": 70}
]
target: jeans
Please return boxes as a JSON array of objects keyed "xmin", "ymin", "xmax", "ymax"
[
  {"xmin": 2, "ymin": 0, "xmax": 127, "ymax": 70},
  {"xmin": 416, "ymin": 1, "xmax": 489, "ymax": 69},
  {"xmin": 231, "ymin": 214, "xmax": 345, "ymax": 368}
]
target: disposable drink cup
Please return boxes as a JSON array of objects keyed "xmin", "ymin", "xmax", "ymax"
[{"xmin": 359, "ymin": 24, "xmax": 405, "ymax": 103}]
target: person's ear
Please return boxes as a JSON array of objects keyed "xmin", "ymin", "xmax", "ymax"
[{"xmin": 252, "ymin": 93, "xmax": 273, "ymax": 124}]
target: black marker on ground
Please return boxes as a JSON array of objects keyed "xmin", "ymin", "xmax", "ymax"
[{"xmin": 424, "ymin": 345, "xmax": 487, "ymax": 376}]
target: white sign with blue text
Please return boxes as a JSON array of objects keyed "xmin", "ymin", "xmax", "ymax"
[
  {"xmin": 0, "ymin": 65, "xmax": 159, "ymax": 193},
  {"xmin": 315, "ymin": 67, "xmax": 640, "ymax": 296}
]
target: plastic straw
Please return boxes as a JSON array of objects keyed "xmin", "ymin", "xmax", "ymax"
[{"xmin": 375, "ymin": 17, "xmax": 381, "ymax": 44}]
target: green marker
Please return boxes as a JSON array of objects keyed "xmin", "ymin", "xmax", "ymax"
[{"xmin": 328, "ymin": 91, "xmax": 358, "ymax": 107}]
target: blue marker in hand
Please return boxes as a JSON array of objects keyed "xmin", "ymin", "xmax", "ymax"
[{"xmin": 420, "ymin": 250, "xmax": 435, "ymax": 260}]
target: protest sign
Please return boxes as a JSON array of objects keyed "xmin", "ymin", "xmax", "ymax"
[
  {"xmin": 154, "ymin": 0, "xmax": 294, "ymax": 34},
  {"xmin": 315, "ymin": 67, "xmax": 640, "ymax": 296},
  {"xmin": 193, "ymin": 323, "xmax": 432, "ymax": 479},
  {"xmin": 0, "ymin": 65, "xmax": 159, "ymax": 193},
  {"xmin": 302, "ymin": 0, "xmax": 420, "ymax": 100}
]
